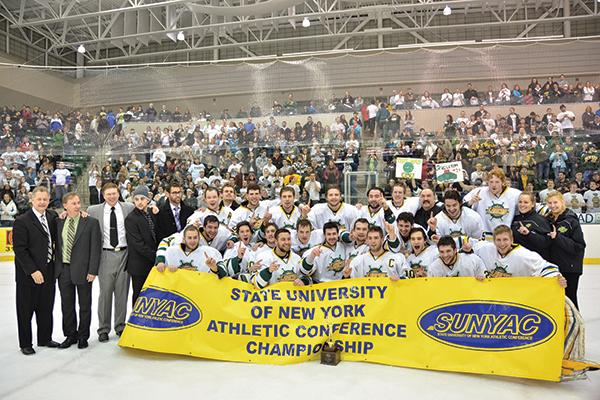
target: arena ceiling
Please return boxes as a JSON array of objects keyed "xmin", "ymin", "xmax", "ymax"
[{"xmin": 0, "ymin": 0, "xmax": 599, "ymax": 66}]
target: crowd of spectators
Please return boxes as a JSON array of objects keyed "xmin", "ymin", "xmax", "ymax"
[{"xmin": 2, "ymin": 74, "xmax": 600, "ymax": 224}]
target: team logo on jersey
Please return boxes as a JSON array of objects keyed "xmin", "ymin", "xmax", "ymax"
[
  {"xmin": 418, "ymin": 301, "xmax": 557, "ymax": 351},
  {"xmin": 278, "ymin": 270, "xmax": 299, "ymax": 282},
  {"xmin": 128, "ymin": 286, "xmax": 202, "ymax": 331},
  {"xmin": 486, "ymin": 263, "xmax": 512, "ymax": 278},
  {"xmin": 449, "ymin": 228, "xmax": 464, "ymax": 238},
  {"xmin": 570, "ymin": 198, "xmax": 580, "ymax": 208},
  {"xmin": 408, "ymin": 262, "xmax": 427, "ymax": 278},
  {"xmin": 592, "ymin": 195, "xmax": 600, "ymax": 208},
  {"xmin": 366, "ymin": 267, "xmax": 387, "ymax": 278},
  {"xmin": 178, "ymin": 261, "xmax": 197, "ymax": 271},
  {"xmin": 327, "ymin": 256, "xmax": 346, "ymax": 275},
  {"xmin": 486, "ymin": 202, "xmax": 509, "ymax": 220}
]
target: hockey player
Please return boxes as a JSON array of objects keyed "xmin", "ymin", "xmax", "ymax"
[
  {"xmin": 196, "ymin": 215, "xmax": 232, "ymax": 253},
  {"xmin": 405, "ymin": 227, "xmax": 438, "ymax": 278},
  {"xmin": 387, "ymin": 212, "xmax": 419, "ymax": 255},
  {"xmin": 427, "ymin": 236, "xmax": 486, "ymax": 278},
  {"xmin": 473, "ymin": 225, "xmax": 566, "ymax": 282},
  {"xmin": 253, "ymin": 228, "xmax": 309, "ymax": 289},
  {"xmin": 357, "ymin": 187, "xmax": 396, "ymax": 228},
  {"xmin": 187, "ymin": 187, "xmax": 233, "ymax": 227},
  {"xmin": 291, "ymin": 218, "xmax": 323, "ymax": 257},
  {"xmin": 162, "ymin": 225, "xmax": 228, "ymax": 277},
  {"xmin": 340, "ymin": 218, "xmax": 370, "ymax": 262},
  {"xmin": 387, "ymin": 182, "xmax": 420, "ymax": 217},
  {"xmin": 429, "ymin": 190, "xmax": 483, "ymax": 241},
  {"xmin": 464, "ymin": 168, "xmax": 521, "ymax": 236},
  {"xmin": 346, "ymin": 226, "xmax": 408, "ymax": 280},
  {"xmin": 308, "ymin": 186, "xmax": 359, "ymax": 231},
  {"xmin": 229, "ymin": 184, "xmax": 270, "ymax": 230},
  {"xmin": 269, "ymin": 186, "xmax": 309, "ymax": 231},
  {"xmin": 301, "ymin": 221, "xmax": 349, "ymax": 282},
  {"xmin": 224, "ymin": 221, "xmax": 262, "ymax": 278}
]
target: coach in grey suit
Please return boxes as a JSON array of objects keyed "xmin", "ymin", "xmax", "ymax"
[
  {"xmin": 87, "ymin": 182, "xmax": 134, "ymax": 342},
  {"xmin": 55, "ymin": 192, "xmax": 102, "ymax": 349}
]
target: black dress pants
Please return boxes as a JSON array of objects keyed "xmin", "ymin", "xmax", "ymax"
[
  {"xmin": 58, "ymin": 264, "xmax": 92, "ymax": 340},
  {"xmin": 16, "ymin": 276, "xmax": 55, "ymax": 348}
]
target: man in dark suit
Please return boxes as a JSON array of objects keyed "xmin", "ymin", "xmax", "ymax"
[
  {"xmin": 125, "ymin": 185, "xmax": 158, "ymax": 305},
  {"xmin": 156, "ymin": 182, "xmax": 194, "ymax": 241},
  {"xmin": 55, "ymin": 192, "xmax": 102, "ymax": 349},
  {"xmin": 89, "ymin": 177, "xmax": 104, "ymax": 205},
  {"xmin": 13, "ymin": 186, "xmax": 60, "ymax": 355}
]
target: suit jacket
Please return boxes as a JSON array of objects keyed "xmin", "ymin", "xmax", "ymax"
[
  {"xmin": 125, "ymin": 208, "xmax": 157, "ymax": 276},
  {"xmin": 55, "ymin": 216, "xmax": 102, "ymax": 285},
  {"xmin": 156, "ymin": 201, "xmax": 194, "ymax": 241},
  {"xmin": 87, "ymin": 201, "xmax": 135, "ymax": 246},
  {"xmin": 89, "ymin": 187, "xmax": 104, "ymax": 205},
  {"xmin": 13, "ymin": 209, "xmax": 58, "ymax": 285}
]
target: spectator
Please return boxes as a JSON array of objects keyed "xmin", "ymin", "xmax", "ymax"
[{"xmin": 0, "ymin": 192, "xmax": 17, "ymax": 226}]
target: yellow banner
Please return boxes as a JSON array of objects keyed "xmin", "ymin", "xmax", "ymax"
[
  {"xmin": 0, "ymin": 227, "xmax": 13, "ymax": 261},
  {"xmin": 119, "ymin": 270, "xmax": 565, "ymax": 381}
]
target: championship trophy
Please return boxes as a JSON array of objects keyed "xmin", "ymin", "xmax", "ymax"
[{"xmin": 320, "ymin": 320, "xmax": 341, "ymax": 366}]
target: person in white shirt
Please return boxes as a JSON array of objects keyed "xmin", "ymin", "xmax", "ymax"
[
  {"xmin": 497, "ymin": 83, "xmax": 511, "ymax": 104},
  {"xmin": 304, "ymin": 172, "xmax": 322, "ymax": 206},
  {"xmin": 308, "ymin": 186, "xmax": 359, "ymax": 231},
  {"xmin": 582, "ymin": 81, "xmax": 595, "ymax": 102},
  {"xmin": 538, "ymin": 180, "xmax": 556, "ymax": 205},
  {"xmin": 563, "ymin": 182, "xmax": 585, "ymax": 214},
  {"xmin": 151, "ymin": 148, "xmax": 166, "ymax": 170},
  {"xmin": 366, "ymin": 100, "xmax": 379, "ymax": 135},
  {"xmin": 557, "ymin": 104, "xmax": 575, "ymax": 133},
  {"xmin": 583, "ymin": 180, "xmax": 600, "ymax": 213},
  {"xmin": 51, "ymin": 161, "xmax": 71, "ymax": 205},
  {"xmin": 430, "ymin": 189, "xmax": 484, "ymax": 242},
  {"xmin": 452, "ymin": 89, "xmax": 465, "ymax": 107},
  {"xmin": 440, "ymin": 88, "xmax": 453, "ymax": 107},
  {"xmin": 428, "ymin": 236, "xmax": 486, "ymax": 278}
]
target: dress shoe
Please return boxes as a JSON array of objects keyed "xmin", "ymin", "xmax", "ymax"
[
  {"xmin": 39, "ymin": 340, "xmax": 60, "ymax": 348},
  {"xmin": 98, "ymin": 333, "xmax": 109, "ymax": 343},
  {"xmin": 21, "ymin": 347, "xmax": 36, "ymax": 356},
  {"xmin": 58, "ymin": 337, "xmax": 78, "ymax": 349},
  {"xmin": 77, "ymin": 339, "xmax": 88, "ymax": 349}
]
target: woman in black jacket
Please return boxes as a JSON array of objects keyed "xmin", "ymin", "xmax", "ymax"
[
  {"xmin": 511, "ymin": 192, "xmax": 552, "ymax": 261},
  {"xmin": 546, "ymin": 191, "xmax": 586, "ymax": 309}
]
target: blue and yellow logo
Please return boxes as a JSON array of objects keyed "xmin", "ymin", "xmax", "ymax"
[
  {"xmin": 128, "ymin": 286, "xmax": 202, "ymax": 331},
  {"xmin": 417, "ymin": 301, "xmax": 556, "ymax": 351}
]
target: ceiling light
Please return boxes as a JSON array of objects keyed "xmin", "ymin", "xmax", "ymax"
[
  {"xmin": 443, "ymin": 5, "xmax": 452, "ymax": 16},
  {"xmin": 176, "ymin": 31, "xmax": 185, "ymax": 41},
  {"xmin": 302, "ymin": 17, "xmax": 310, "ymax": 28},
  {"xmin": 77, "ymin": 44, "xmax": 86, "ymax": 54}
]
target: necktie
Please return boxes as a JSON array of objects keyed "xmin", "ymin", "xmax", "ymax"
[
  {"xmin": 64, "ymin": 218, "xmax": 76, "ymax": 263},
  {"xmin": 110, "ymin": 206, "xmax": 118, "ymax": 248},
  {"xmin": 174, "ymin": 206, "xmax": 182, "ymax": 232},
  {"xmin": 40, "ymin": 214, "xmax": 52, "ymax": 263},
  {"xmin": 143, "ymin": 211, "xmax": 156, "ymax": 242}
]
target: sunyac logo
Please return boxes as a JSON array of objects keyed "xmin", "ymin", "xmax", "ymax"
[
  {"xmin": 128, "ymin": 287, "xmax": 202, "ymax": 331},
  {"xmin": 418, "ymin": 301, "xmax": 556, "ymax": 351}
]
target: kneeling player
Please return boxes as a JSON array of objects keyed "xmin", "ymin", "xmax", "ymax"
[
  {"xmin": 253, "ymin": 229, "xmax": 310, "ymax": 289},
  {"xmin": 405, "ymin": 227, "xmax": 438, "ymax": 278},
  {"xmin": 162, "ymin": 225, "xmax": 228, "ymax": 278},
  {"xmin": 346, "ymin": 226, "xmax": 407, "ymax": 280},
  {"xmin": 427, "ymin": 236, "xmax": 485, "ymax": 278}
]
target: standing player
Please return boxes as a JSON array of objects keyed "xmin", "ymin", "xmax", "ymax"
[
  {"xmin": 187, "ymin": 187, "xmax": 233, "ymax": 227},
  {"xmin": 291, "ymin": 219, "xmax": 323, "ymax": 257},
  {"xmin": 464, "ymin": 168, "xmax": 521, "ymax": 237},
  {"xmin": 346, "ymin": 226, "xmax": 408, "ymax": 280},
  {"xmin": 229, "ymin": 184, "xmax": 270, "ymax": 231},
  {"xmin": 386, "ymin": 212, "xmax": 420, "ymax": 255},
  {"xmin": 253, "ymin": 229, "xmax": 309, "ymax": 288},
  {"xmin": 308, "ymin": 186, "xmax": 359, "ymax": 231},
  {"xmin": 301, "ymin": 222, "xmax": 349, "ymax": 282},
  {"xmin": 340, "ymin": 218, "xmax": 370, "ymax": 262},
  {"xmin": 357, "ymin": 187, "xmax": 396, "ymax": 227},
  {"xmin": 269, "ymin": 186, "xmax": 309, "ymax": 231},
  {"xmin": 405, "ymin": 228, "xmax": 438, "ymax": 278},
  {"xmin": 430, "ymin": 190, "xmax": 483, "ymax": 241},
  {"xmin": 427, "ymin": 236, "xmax": 486, "ymax": 278},
  {"xmin": 387, "ymin": 182, "xmax": 420, "ymax": 217}
]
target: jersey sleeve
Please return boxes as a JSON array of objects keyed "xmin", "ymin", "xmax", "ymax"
[{"xmin": 523, "ymin": 248, "xmax": 560, "ymax": 277}]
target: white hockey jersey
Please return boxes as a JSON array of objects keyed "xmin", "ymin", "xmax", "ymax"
[
  {"xmin": 164, "ymin": 244, "xmax": 226, "ymax": 275},
  {"xmin": 254, "ymin": 249, "xmax": 304, "ymax": 288},
  {"xmin": 270, "ymin": 205, "xmax": 303, "ymax": 231},
  {"xmin": 155, "ymin": 232, "xmax": 182, "ymax": 264},
  {"xmin": 302, "ymin": 242, "xmax": 348, "ymax": 282},
  {"xmin": 434, "ymin": 207, "xmax": 484, "ymax": 240},
  {"xmin": 473, "ymin": 242, "xmax": 560, "ymax": 278},
  {"xmin": 387, "ymin": 197, "xmax": 420, "ymax": 217},
  {"xmin": 349, "ymin": 250, "xmax": 408, "ymax": 279},
  {"xmin": 405, "ymin": 245, "xmax": 439, "ymax": 278},
  {"xmin": 583, "ymin": 190, "xmax": 600, "ymax": 213},
  {"xmin": 198, "ymin": 225, "xmax": 232, "ymax": 253},
  {"xmin": 308, "ymin": 202, "xmax": 359, "ymax": 231},
  {"xmin": 291, "ymin": 230, "xmax": 323, "ymax": 257},
  {"xmin": 464, "ymin": 186, "xmax": 521, "ymax": 233},
  {"xmin": 427, "ymin": 253, "xmax": 486, "ymax": 278},
  {"xmin": 187, "ymin": 205, "xmax": 234, "ymax": 227},
  {"xmin": 228, "ymin": 199, "xmax": 278, "ymax": 230},
  {"xmin": 357, "ymin": 206, "xmax": 395, "ymax": 229}
]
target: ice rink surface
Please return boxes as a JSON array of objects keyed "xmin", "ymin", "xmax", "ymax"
[{"xmin": 1, "ymin": 263, "xmax": 598, "ymax": 400}]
